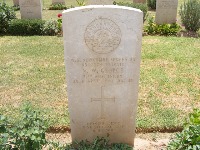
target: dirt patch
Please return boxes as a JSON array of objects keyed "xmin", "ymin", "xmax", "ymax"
[
  {"xmin": 45, "ymin": 125, "xmax": 176, "ymax": 149},
  {"xmin": 135, "ymin": 138, "xmax": 170, "ymax": 150},
  {"xmin": 177, "ymin": 31, "xmax": 199, "ymax": 38},
  {"xmin": 46, "ymin": 132, "xmax": 72, "ymax": 144},
  {"xmin": 47, "ymin": 126, "xmax": 182, "ymax": 134},
  {"xmin": 0, "ymin": 86, "xmax": 23, "ymax": 108},
  {"xmin": 45, "ymin": 132, "xmax": 173, "ymax": 150},
  {"xmin": 143, "ymin": 38, "xmax": 160, "ymax": 44}
]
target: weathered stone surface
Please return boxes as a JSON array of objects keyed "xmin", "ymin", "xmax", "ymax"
[
  {"xmin": 155, "ymin": 0, "xmax": 178, "ymax": 24},
  {"xmin": 19, "ymin": 0, "xmax": 42, "ymax": 19},
  {"xmin": 52, "ymin": 0, "xmax": 65, "ymax": 5},
  {"xmin": 88, "ymin": 0, "xmax": 113, "ymax": 5},
  {"xmin": 63, "ymin": 5, "xmax": 143, "ymax": 146}
]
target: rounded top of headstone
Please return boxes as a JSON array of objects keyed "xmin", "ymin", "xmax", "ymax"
[{"xmin": 62, "ymin": 5, "xmax": 143, "ymax": 14}]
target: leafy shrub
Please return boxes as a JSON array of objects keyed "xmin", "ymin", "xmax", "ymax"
[
  {"xmin": 147, "ymin": 0, "xmax": 156, "ymax": 10},
  {"xmin": 115, "ymin": 2, "xmax": 148, "ymax": 22},
  {"xmin": 144, "ymin": 17, "xmax": 181, "ymax": 36},
  {"xmin": 179, "ymin": 0, "xmax": 200, "ymax": 32},
  {"xmin": 0, "ymin": 3, "xmax": 16, "ymax": 34},
  {"xmin": 8, "ymin": 19, "xmax": 45, "ymax": 35},
  {"xmin": 168, "ymin": 109, "xmax": 200, "ymax": 150},
  {"xmin": 42, "ymin": 20, "xmax": 60, "ymax": 36},
  {"xmin": 0, "ymin": 103, "xmax": 48, "ymax": 150},
  {"xmin": 49, "ymin": 3, "xmax": 68, "ymax": 10}
]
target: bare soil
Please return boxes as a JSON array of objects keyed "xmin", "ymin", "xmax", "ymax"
[
  {"xmin": 46, "ymin": 132, "xmax": 174, "ymax": 150},
  {"xmin": 177, "ymin": 30, "xmax": 199, "ymax": 38}
]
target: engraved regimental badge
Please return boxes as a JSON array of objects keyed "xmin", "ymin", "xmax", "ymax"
[{"xmin": 84, "ymin": 18, "xmax": 121, "ymax": 54}]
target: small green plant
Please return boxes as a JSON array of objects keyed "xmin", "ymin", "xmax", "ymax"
[
  {"xmin": 49, "ymin": 3, "xmax": 67, "ymax": 10},
  {"xmin": 167, "ymin": 109, "xmax": 200, "ymax": 150},
  {"xmin": 0, "ymin": 115, "xmax": 11, "ymax": 150},
  {"xmin": 46, "ymin": 141, "xmax": 70, "ymax": 150},
  {"xmin": 8, "ymin": 19, "xmax": 45, "ymax": 35},
  {"xmin": 0, "ymin": 103, "xmax": 48, "ymax": 150},
  {"xmin": 144, "ymin": 16, "xmax": 181, "ymax": 36},
  {"xmin": 42, "ymin": 19, "xmax": 60, "ymax": 36},
  {"xmin": 0, "ymin": 2, "xmax": 16, "ymax": 34},
  {"xmin": 64, "ymin": 137, "xmax": 133, "ymax": 150},
  {"xmin": 13, "ymin": 5, "xmax": 20, "ymax": 11},
  {"xmin": 185, "ymin": 109, "xmax": 200, "ymax": 126},
  {"xmin": 76, "ymin": 0, "xmax": 85, "ymax": 6},
  {"xmin": 57, "ymin": 13, "xmax": 62, "ymax": 34},
  {"xmin": 179, "ymin": 0, "xmax": 200, "ymax": 32},
  {"xmin": 115, "ymin": 2, "xmax": 148, "ymax": 22},
  {"xmin": 147, "ymin": 0, "xmax": 156, "ymax": 10},
  {"xmin": 144, "ymin": 16, "xmax": 156, "ymax": 34}
]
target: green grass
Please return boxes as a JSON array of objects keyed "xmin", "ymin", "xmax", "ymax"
[
  {"xmin": 0, "ymin": 36, "xmax": 69, "ymax": 126},
  {"xmin": 0, "ymin": 0, "xmax": 199, "ymax": 130},
  {"xmin": 137, "ymin": 36, "xmax": 200, "ymax": 128},
  {"xmin": 0, "ymin": 36, "xmax": 199, "ymax": 129}
]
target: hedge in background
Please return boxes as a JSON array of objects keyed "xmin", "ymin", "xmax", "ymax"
[
  {"xmin": 0, "ymin": 3, "xmax": 16, "ymax": 34},
  {"xmin": 179, "ymin": 0, "xmax": 200, "ymax": 32},
  {"xmin": 147, "ymin": 0, "xmax": 156, "ymax": 10},
  {"xmin": 49, "ymin": 3, "xmax": 68, "ymax": 10},
  {"xmin": 42, "ymin": 20, "xmax": 60, "ymax": 36},
  {"xmin": 115, "ymin": 2, "xmax": 148, "ymax": 22},
  {"xmin": 144, "ymin": 17, "xmax": 181, "ymax": 36},
  {"xmin": 8, "ymin": 19, "xmax": 45, "ymax": 36}
]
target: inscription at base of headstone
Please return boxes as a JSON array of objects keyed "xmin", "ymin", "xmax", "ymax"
[
  {"xmin": 155, "ymin": 0, "xmax": 178, "ymax": 24},
  {"xmin": 52, "ymin": 0, "xmax": 65, "ymax": 5},
  {"xmin": 19, "ymin": 0, "xmax": 42, "ymax": 19},
  {"xmin": 88, "ymin": 0, "xmax": 113, "ymax": 5},
  {"xmin": 133, "ymin": 0, "xmax": 146, "ymax": 3},
  {"xmin": 63, "ymin": 5, "xmax": 143, "ymax": 146}
]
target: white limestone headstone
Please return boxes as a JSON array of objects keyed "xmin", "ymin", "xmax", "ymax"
[
  {"xmin": 52, "ymin": 0, "xmax": 65, "ymax": 5},
  {"xmin": 19, "ymin": 0, "xmax": 42, "ymax": 19},
  {"xmin": 88, "ymin": 0, "xmax": 113, "ymax": 5},
  {"xmin": 155, "ymin": 0, "xmax": 178, "ymax": 24},
  {"xmin": 63, "ymin": 5, "xmax": 143, "ymax": 146}
]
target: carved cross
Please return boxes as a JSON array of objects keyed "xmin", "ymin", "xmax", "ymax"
[{"xmin": 91, "ymin": 86, "xmax": 115, "ymax": 119}]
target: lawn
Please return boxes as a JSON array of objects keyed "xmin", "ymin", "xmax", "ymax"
[
  {"xmin": 0, "ymin": 35, "xmax": 199, "ymax": 129},
  {"xmin": 0, "ymin": 0, "xmax": 199, "ymax": 131}
]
